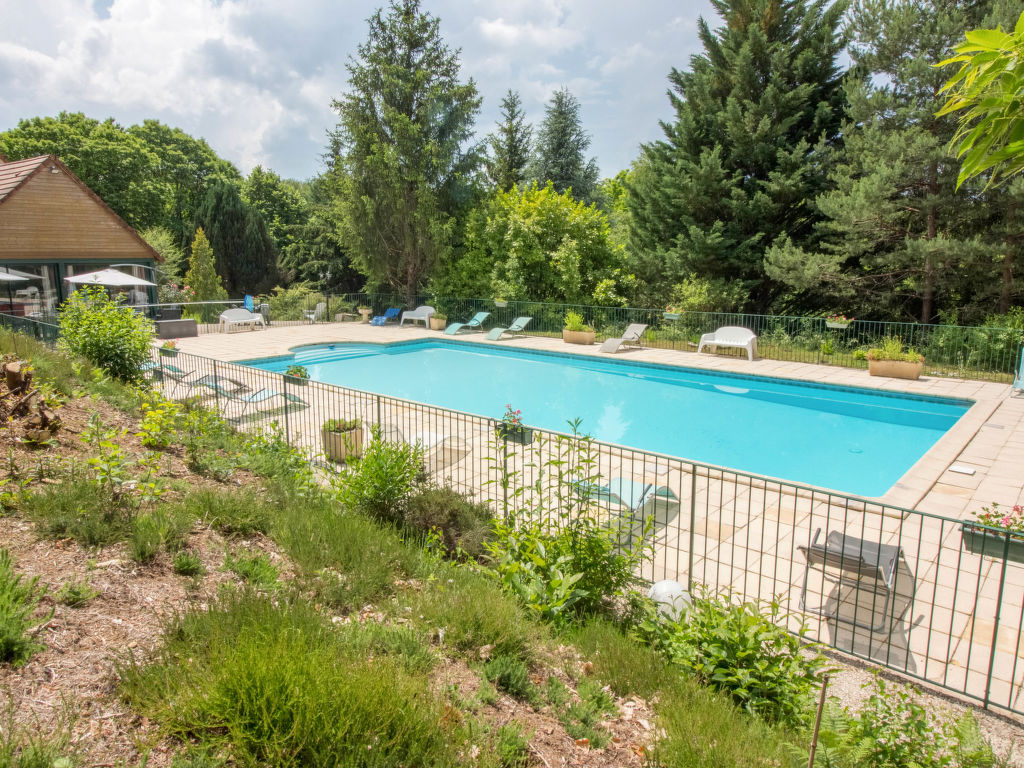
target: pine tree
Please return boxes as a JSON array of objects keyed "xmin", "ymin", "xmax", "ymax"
[
  {"xmin": 765, "ymin": 0, "xmax": 1006, "ymax": 322},
  {"xmin": 529, "ymin": 88, "xmax": 599, "ymax": 202},
  {"xmin": 486, "ymin": 90, "xmax": 532, "ymax": 191},
  {"xmin": 328, "ymin": 0, "xmax": 481, "ymax": 300},
  {"xmin": 185, "ymin": 228, "xmax": 228, "ymax": 321},
  {"xmin": 194, "ymin": 181, "xmax": 278, "ymax": 296},
  {"xmin": 627, "ymin": 0, "xmax": 847, "ymax": 311}
]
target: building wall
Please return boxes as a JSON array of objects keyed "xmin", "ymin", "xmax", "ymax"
[{"xmin": 0, "ymin": 169, "xmax": 153, "ymax": 260}]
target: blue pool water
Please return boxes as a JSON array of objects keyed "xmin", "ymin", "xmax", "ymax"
[{"xmin": 245, "ymin": 340, "xmax": 971, "ymax": 497}]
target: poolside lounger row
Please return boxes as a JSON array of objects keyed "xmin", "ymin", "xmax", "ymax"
[
  {"xmin": 445, "ymin": 311, "xmax": 490, "ymax": 334},
  {"xmin": 486, "ymin": 316, "xmax": 532, "ymax": 340}
]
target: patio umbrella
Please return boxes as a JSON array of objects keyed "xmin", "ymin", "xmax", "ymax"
[
  {"xmin": 0, "ymin": 272, "xmax": 28, "ymax": 282},
  {"xmin": 64, "ymin": 268, "xmax": 156, "ymax": 287}
]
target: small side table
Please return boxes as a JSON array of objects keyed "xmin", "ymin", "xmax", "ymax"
[{"xmin": 358, "ymin": 308, "xmax": 373, "ymax": 323}]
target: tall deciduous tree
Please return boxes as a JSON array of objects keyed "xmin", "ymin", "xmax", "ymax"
[
  {"xmin": 486, "ymin": 90, "xmax": 532, "ymax": 191},
  {"xmin": 328, "ymin": 0, "xmax": 481, "ymax": 300},
  {"xmin": 194, "ymin": 182, "xmax": 278, "ymax": 296},
  {"xmin": 242, "ymin": 166, "xmax": 309, "ymax": 254},
  {"xmin": 627, "ymin": 0, "xmax": 847, "ymax": 311},
  {"xmin": 528, "ymin": 88, "xmax": 599, "ymax": 202},
  {"xmin": 765, "ymin": 0, "xmax": 1003, "ymax": 322}
]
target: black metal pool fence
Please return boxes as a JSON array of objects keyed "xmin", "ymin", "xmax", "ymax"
[
  {"xmin": 134, "ymin": 293, "xmax": 1024, "ymax": 383},
  {"xmin": 3, "ymin": 311, "xmax": 1024, "ymax": 716}
]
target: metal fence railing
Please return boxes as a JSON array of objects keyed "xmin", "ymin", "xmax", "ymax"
[
  {"xmin": 165, "ymin": 292, "xmax": 1022, "ymax": 383},
  {"xmin": 3, "ymin": 313, "xmax": 1023, "ymax": 714}
]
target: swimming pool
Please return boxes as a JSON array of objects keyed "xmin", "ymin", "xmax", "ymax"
[{"xmin": 244, "ymin": 340, "xmax": 971, "ymax": 497}]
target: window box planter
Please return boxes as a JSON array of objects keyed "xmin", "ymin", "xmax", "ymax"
[
  {"xmin": 825, "ymin": 321, "xmax": 851, "ymax": 329},
  {"xmin": 663, "ymin": 312, "xmax": 681, "ymax": 321},
  {"xmin": 961, "ymin": 522, "xmax": 1024, "ymax": 564},
  {"xmin": 284, "ymin": 374, "xmax": 309, "ymax": 387},
  {"xmin": 321, "ymin": 426, "xmax": 364, "ymax": 463},
  {"xmin": 494, "ymin": 300, "xmax": 508, "ymax": 308},
  {"xmin": 496, "ymin": 424, "xmax": 533, "ymax": 445},
  {"xmin": 867, "ymin": 359, "xmax": 923, "ymax": 380},
  {"xmin": 159, "ymin": 347, "xmax": 179, "ymax": 358},
  {"xmin": 563, "ymin": 329, "xmax": 596, "ymax": 345}
]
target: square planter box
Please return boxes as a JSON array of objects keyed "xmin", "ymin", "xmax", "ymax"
[
  {"xmin": 429, "ymin": 317, "xmax": 448, "ymax": 331},
  {"xmin": 868, "ymin": 359, "xmax": 923, "ymax": 380},
  {"xmin": 663, "ymin": 312, "xmax": 681, "ymax": 321},
  {"xmin": 826, "ymin": 321, "xmax": 851, "ymax": 329},
  {"xmin": 962, "ymin": 523, "xmax": 1024, "ymax": 563},
  {"xmin": 321, "ymin": 426, "xmax": 364, "ymax": 463},
  {"xmin": 496, "ymin": 424, "xmax": 533, "ymax": 445},
  {"xmin": 284, "ymin": 374, "xmax": 309, "ymax": 387},
  {"xmin": 159, "ymin": 347, "xmax": 179, "ymax": 358},
  {"xmin": 563, "ymin": 329, "xmax": 596, "ymax": 345}
]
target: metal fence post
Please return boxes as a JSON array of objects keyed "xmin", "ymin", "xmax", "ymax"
[
  {"xmin": 212, "ymin": 359, "xmax": 221, "ymax": 414},
  {"xmin": 688, "ymin": 466, "xmax": 697, "ymax": 594},
  {"xmin": 983, "ymin": 537, "xmax": 1012, "ymax": 709},
  {"xmin": 282, "ymin": 374, "xmax": 291, "ymax": 441}
]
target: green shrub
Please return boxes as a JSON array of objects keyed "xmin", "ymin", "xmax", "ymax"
[
  {"xmin": 563, "ymin": 311, "xmax": 593, "ymax": 332},
  {"xmin": 0, "ymin": 699, "xmax": 79, "ymax": 768},
  {"xmin": 867, "ymin": 335, "xmax": 924, "ymax": 363},
  {"xmin": 136, "ymin": 395, "xmax": 182, "ymax": 449},
  {"xmin": 339, "ymin": 429, "xmax": 426, "ymax": 525},
  {"xmin": 172, "ymin": 550, "xmax": 205, "ymax": 578},
  {"xmin": 809, "ymin": 677, "xmax": 1000, "ymax": 768},
  {"xmin": 55, "ymin": 578, "xmax": 99, "ymax": 607},
  {"xmin": 24, "ymin": 472, "xmax": 133, "ymax": 546},
  {"xmin": 265, "ymin": 284, "xmax": 325, "ymax": 321},
  {"xmin": 639, "ymin": 588, "xmax": 828, "ymax": 727},
  {"xmin": 222, "ymin": 550, "xmax": 279, "ymax": 588},
  {"xmin": 130, "ymin": 508, "xmax": 191, "ymax": 563},
  {"xmin": 404, "ymin": 487, "xmax": 493, "ymax": 559},
  {"xmin": 58, "ymin": 286, "xmax": 154, "ymax": 383},
  {"xmin": 118, "ymin": 591, "xmax": 461, "ymax": 767},
  {"xmin": 482, "ymin": 653, "xmax": 532, "ymax": 699},
  {"xmin": 0, "ymin": 549, "xmax": 51, "ymax": 666}
]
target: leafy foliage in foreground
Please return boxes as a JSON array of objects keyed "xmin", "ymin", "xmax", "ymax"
[
  {"xmin": 58, "ymin": 286, "xmax": 153, "ymax": 384},
  {"xmin": 0, "ymin": 549, "xmax": 50, "ymax": 666}
]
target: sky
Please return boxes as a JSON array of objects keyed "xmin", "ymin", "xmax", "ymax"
[{"xmin": 0, "ymin": 0, "xmax": 716, "ymax": 181}]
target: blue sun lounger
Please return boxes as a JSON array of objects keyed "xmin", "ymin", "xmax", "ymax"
[
  {"xmin": 1014, "ymin": 348, "xmax": 1023, "ymax": 395},
  {"xmin": 485, "ymin": 316, "xmax": 532, "ymax": 340},
  {"xmin": 445, "ymin": 311, "xmax": 490, "ymax": 334},
  {"xmin": 370, "ymin": 307, "xmax": 401, "ymax": 326}
]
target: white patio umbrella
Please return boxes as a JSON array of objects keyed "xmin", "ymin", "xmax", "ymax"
[
  {"xmin": 64, "ymin": 268, "xmax": 156, "ymax": 287},
  {"xmin": 0, "ymin": 272, "xmax": 28, "ymax": 282}
]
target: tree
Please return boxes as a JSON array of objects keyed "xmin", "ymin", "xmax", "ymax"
[
  {"xmin": 528, "ymin": 88, "xmax": 599, "ymax": 202},
  {"xmin": 765, "ymin": 0, "xmax": 1003, "ymax": 322},
  {"xmin": 627, "ymin": 0, "xmax": 847, "ymax": 311},
  {"xmin": 194, "ymin": 182, "xmax": 278, "ymax": 296},
  {"xmin": 328, "ymin": 0, "xmax": 482, "ymax": 300},
  {"xmin": 0, "ymin": 112, "xmax": 167, "ymax": 229},
  {"xmin": 140, "ymin": 226, "xmax": 187, "ymax": 283},
  {"xmin": 435, "ymin": 182, "xmax": 627, "ymax": 304},
  {"xmin": 486, "ymin": 90, "xmax": 532, "ymax": 191},
  {"xmin": 242, "ymin": 166, "xmax": 309, "ymax": 254},
  {"xmin": 184, "ymin": 228, "xmax": 228, "ymax": 309},
  {"xmin": 937, "ymin": 10, "xmax": 1024, "ymax": 188}
]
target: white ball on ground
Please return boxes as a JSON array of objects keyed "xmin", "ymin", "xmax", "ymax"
[{"xmin": 647, "ymin": 579, "xmax": 691, "ymax": 621}]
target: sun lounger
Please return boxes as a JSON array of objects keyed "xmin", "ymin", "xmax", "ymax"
[
  {"xmin": 218, "ymin": 307, "xmax": 265, "ymax": 333},
  {"xmin": 445, "ymin": 311, "xmax": 490, "ymax": 334},
  {"xmin": 485, "ymin": 316, "xmax": 532, "ymax": 340},
  {"xmin": 585, "ymin": 477, "xmax": 678, "ymax": 513},
  {"xmin": 599, "ymin": 323, "xmax": 648, "ymax": 354},
  {"xmin": 697, "ymin": 326, "xmax": 758, "ymax": 361},
  {"xmin": 1013, "ymin": 348, "xmax": 1023, "ymax": 394},
  {"xmin": 302, "ymin": 302, "xmax": 326, "ymax": 323},
  {"xmin": 198, "ymin": 377, "xmax": 307, "ymax": 418},
  {"xmin": 380, "ymin": 424, "xmax": 470, "ymax": 472},
  {"xmin": 400, "ymin": 305, "xmax": 435, "ymax": 328},
  {"xmin": 370, "ymin": 307, "xmax": 401, "ymax": 326}
]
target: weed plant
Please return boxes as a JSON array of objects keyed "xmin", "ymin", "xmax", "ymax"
[
  {"xmin": 569, "ymin": 619, "xmax": 667, "ymax": 698},
  {"xmin": 404, "ymin": 486, "xmax": 493, "ymax": 559},
  {"xmin": 130, "ymin": 508, "xmax": 192, "ymax": 563},
  {"xmin": 23, "ymin": 470, "xmax": 133, "ymax": 546},
  {"xmin": 187, "ymin": 487, "xmax": 271, "ymax": 537},
  {"xmin": 0, "ymin": 698, "xmax": 79, "ymax": 768},
  {"xmin": 172, "ymin": 550, "xmax": 205, "ymax": 578},
  {"xmin": 118, "ymin": 591, "xmax": 463, "ymax": 767},
  {"xmin": 55, "ymin": 578, "xmax": 99, "ymax": 607},
  {"xmin": 481, "ymin": 653, "xmax": 533, "ymax": 699},
  {"xmin": 222, "ymin": 551, "xmax": 279, "ymax": 588},
  {"xmin": 0, "ymin": 549, "xmax": 51, "ymax": 666}
]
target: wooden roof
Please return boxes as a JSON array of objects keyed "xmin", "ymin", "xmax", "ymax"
[{"xmin": 0, "ymin": 155, "xmax": 161, "ymax": 262}]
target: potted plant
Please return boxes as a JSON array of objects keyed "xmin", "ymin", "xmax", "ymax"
[
  {"xmin": 495, "ymin": 404, "xmax": 533, "ymax": 445},
  {"xmin": 866, "ymin": 337, "xmax": 924, "ymax": 380},
  {"xmin": 664, "ymin": 305, "xmax": 681, "ymax": 321},
  {"xmin": 159, "ymin": 339, "xmax": 179, "ymax": 357},
  {"xmin": 284, "ymin": 363, "xmax": 310, "ymax": 386},
  {"xmin": 961, "ymin": 503, "xmax": 1024, "ymax": 563},
  {"xmin": 825, "ymin": 313, "xmax": 854, "ymax": 329},
  {"xmin": 321, "ymin": 418, "xmax": 364, "ymax": 463},
  {"xmin": 562, "ymin": 311, "xmax": 596, "ymax": 345},
  {"xmin": 429, "ymin": 313, "xmax": 448, "ymax": 331},
  {"xmin": 494, "ymin": 296, "xmax": 508, "ymax": 308},
  {"xmin": 357, "ymin": 305, "xmax": 373, "ymax": 323}
]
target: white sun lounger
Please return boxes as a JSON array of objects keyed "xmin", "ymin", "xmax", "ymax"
[
  {"xmin": 697, "ymin": 326, "xmax": 758, "ymax": 361},
  {"xmin": 218, "ymin": 307, "xmax": 266, "ymax": 333},
  {"xmin": 400, "ymin": 305, "xmax": 435, "ymax": 328},
  {"xmin": 600, "ymin": 323, "xmax": 648, "ymax": 354}
]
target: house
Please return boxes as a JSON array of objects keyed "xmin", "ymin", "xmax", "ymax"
[{"xmin": 0, "ymin": 154, "xmax": 160, "ymax": 316}]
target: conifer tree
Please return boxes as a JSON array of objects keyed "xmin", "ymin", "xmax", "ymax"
[
  {"xmin": 486, "ymin": 90, "xmax": 532, "ymax": 191},
  {"xmin": 627, "ymin": 0, "xmax": 847, "ymax": 311},
  {"xmin": 194, "ymin": 181, "xmax": 278, "ymax": 296},
  {"xmin": 529, "ymin": 88, "xmax": 599, "ymax": 202},
  {"xmin": 328, "ymin": 0, "xmax": 481, "ymax": 300},
  {"xmin": 184, "ymin": 228, "xmax": 228, "ymax": 321}
]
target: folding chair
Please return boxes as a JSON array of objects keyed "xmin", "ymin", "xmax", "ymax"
[{"xmin": 798, "ymin": 528, "xmax": 903, "ymax": 633}]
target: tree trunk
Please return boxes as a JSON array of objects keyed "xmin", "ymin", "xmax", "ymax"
[
  {"xmin": 922, "ymin": 163, "xmax": 938, "ymax": 324},
  {"xmin": 999, "ymin": 200, "xmax": 1017, "ymax": 314}
]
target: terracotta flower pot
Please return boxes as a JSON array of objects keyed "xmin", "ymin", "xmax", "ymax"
[
  {"xmin": 321, "ymin": 426, "xmax": 364, "ymax": 463},
  {"xmin": 868, "ymin": 359, "xmax": 923, "ymax": 380},
  {"xmin": 562, "ymin": 329, "xmax": 595, "ymax": 345}
]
